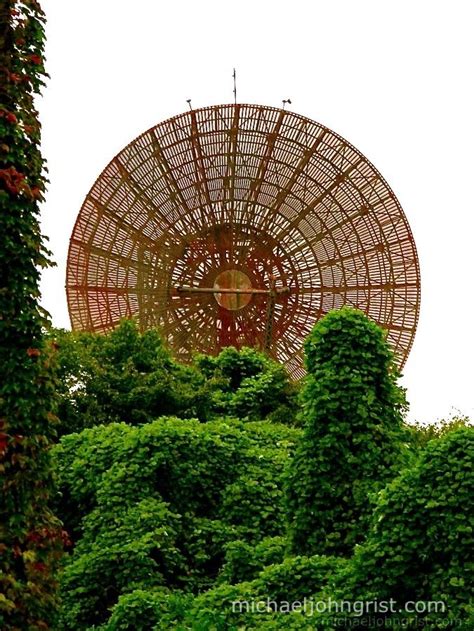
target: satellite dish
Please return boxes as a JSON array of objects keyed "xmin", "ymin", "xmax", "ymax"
[{"xmin": 66, "ymin": 104, "xmax": 420, "ymax": 378}]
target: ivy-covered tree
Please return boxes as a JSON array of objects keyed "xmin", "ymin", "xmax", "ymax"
[
  {"xmin": 51, "ymin": 322, "xmax": 300, "ymax": 435},
  {"xmin": 177, "ymin": 426, "xmax": 474, "ymax": 631},
  {"xmin": 338, "ymin": 426, "xmax": 474, "ymax": 628},
  {"xmin": 0, "ymin": 1, "xmax": 64, "ymax": 628},
  {"xmin": 51, "ymin": 320, "xmax": 211, "ymax": 434},
  {"xmin": 408, "ymin": 414, "xmax": 472, "ymax": 452},
  {"xmin": 285, "ymin": 307, "xmax": 409, "ymax": 556},
  {"xmin": 52, "ymin": 417, "xmax": 301, "ymax": 629},
  {"xmin": 195, "ymin": 345, "xmax": 299, "ymax": 425}
]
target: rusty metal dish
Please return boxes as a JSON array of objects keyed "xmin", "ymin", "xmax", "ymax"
[{"xmin": 66, "ymin": 103, "xmax": 420, "ymax": 377}]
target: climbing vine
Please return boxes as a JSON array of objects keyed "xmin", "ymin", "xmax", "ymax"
[
  {"xmin": 0, "ymin": 1, "xmax": 64, "ymax": 628},
  {"xmin": 285, "ymin": 307, "xmax": 409, "ymax": 556}
]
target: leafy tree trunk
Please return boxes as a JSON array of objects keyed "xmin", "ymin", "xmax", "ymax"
[{"xmin": 0, "ymin": 1, "xmax": 64, "ymax": 627}]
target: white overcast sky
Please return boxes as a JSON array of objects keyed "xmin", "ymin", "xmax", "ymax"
[{"xmin": 38, "ymin": 0, "xmax": 474, "ymax": 424}]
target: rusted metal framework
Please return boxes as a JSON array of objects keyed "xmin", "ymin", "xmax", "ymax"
[{"xmin": 66, "ymin": 104, "xmax": 420, "ymax": 378}]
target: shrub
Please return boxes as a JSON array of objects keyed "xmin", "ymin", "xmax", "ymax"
[
  {"xmin": 175, "ymin": 517, "xmax": 242, "ymax": 593},
  {"xmin": 219, "ymin": 447, "xmax": 288, "ymax": 539},
  {"xmin": 408, "ymin": 414, "xmax": 472, "ymax": 452},
  {"xmin": 52, "ymin": 321, "xmax": 209, "ymax": 434},
  {"xmin": 52, "ymin": 325, "xmax": 300, "ymax": 435},
  {"xmin": 58, "ymin": 498, "xmax": 183, "ymax": 630},
  {"xmin": 194, "ymin": 346, "xmax": 300, "ymax": 425}
]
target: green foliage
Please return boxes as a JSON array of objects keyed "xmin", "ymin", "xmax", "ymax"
[
  {"xmin": 52, "ymin": 323, "xmax": 299, "ymax": 435},
  {"xmin": 186, "ymin": 554, "xmax": 346, "ymax": 629},
  {"xmin": 219, "ymin": 536, "xmax": 286, "ymax": 584},
  {"xmin": 1, "ymin": 3, "xmax": 470, "ymax": 630},
  {"xmin": 408, "ymin": 414, "xmax": 472, "ymax": 452},
  {"xmin": 285, "ymin": 307, "xmax": 410, "ymax": 556},
  {"xmin": 182, "ymin": 426, "xmax": 473, "ymax": 630},
  {"xmin": 51, "ymin": 320, "xmax": 210, "ymax": 434},
  {"xmin": 251, "ymin": 554, "xmax": 346, "ymax": 604},
  {"xmin": 195, "ymin": 345, "xmax": 300, "ymax": 425},
  {"xmin": 53, "ymin": 417, "xmax": 301, "ymax": 628},
  {"xmin": 0, "ymin": 2, "xmax": 63, "ymax": 628},
  {"xmin": 51, "ymin": 312, "xmax": 474, "ymax": 629},
  {"xmin": 53, "ymin": 416, "xmax": 250, "ymax": 541},
  {"xmin": 333, "ymin": 426, "xmax": 474, "ymax": 628},
  {"xmin": 219, "ymin": 448, "xmax": 287, "ymax": 539},
  {"xmin": 59, "ymin": 498, "xmax": 183, "ymax": 630},
  {"xmin": 54, "ymin": 406, "xmax": 473, "ymax": 630},
  {"xmin": 103, "ymin": 589, "xmax": 192, "ymax": 631},
  {"xmin": 180, "ymin": 518, "xmax": 239, "ymax": 592}
]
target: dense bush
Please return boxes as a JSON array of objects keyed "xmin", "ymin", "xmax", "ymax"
[
  {"xmin": 181, "ymin": 426, "xmax": 474, "ymax": 630},
  {"xmin": 48, "ymin": 309, "xmax": 473, "ymax": 630},
  {"xmin": 219, "ymin": 447, "xmax": 288, "ymax": 539},
  {"xmin": 55, "ymin": 415, "xmax": 473, "ymax": 630},
  {"xmin": 285, "ymin": 307, "xmax": 410, "ymax": 556},
  {"xmin": 59, "ymin": 498, "xmax": 184, "ymax": 629},
  {"xmin": 195, "ymin": 345, "xmax": 300, "ymax": 424},
  {"xmin": 52, "ymin": 322, "xmax": 299, "ymax": 435},
  {"xmin": 185, "ymin": 554, "xmax": 347, "ymax": 629},
  {"xmin": 103, "ymin": 589, "xmax": 192, "ymax": 631},
  {"xmin": 53, "ymin": 417, "xmax": 301, "ymax": 628},
  {"xmin": 219, "ymin": 536, "xmax": 286, "ymax": 584},
  {"xmin": 2, "ymin": 1, "xmax": 471, "ymax": 628},
  {"xmin": 332, "ymin": 426, "xmax": 474, "ymax": 629},
  {"xmin": 408, "ymin": 414, "xmax": 472, "ymax": 452},
  {"xmin": 52, "ymin": 321, "xmax": 210, "ymax": 434}
]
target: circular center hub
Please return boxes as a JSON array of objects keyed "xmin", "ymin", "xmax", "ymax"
[{"xmin": 213, "ymin": 269, "xmax": 252, "ymax": 311}]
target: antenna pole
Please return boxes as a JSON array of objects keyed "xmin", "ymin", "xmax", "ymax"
[{"xmin": 233, "ymin": 68, "xmax": 237, "ymax": 104}]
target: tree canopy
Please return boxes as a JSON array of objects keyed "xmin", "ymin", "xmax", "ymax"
[
  {"xmin": 51, "ymin": 319, "xmax": 300, "ymax": 435},
  {"xmin": 45, "ymin": 309, "xmax": 473, "ymax": 630}
]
